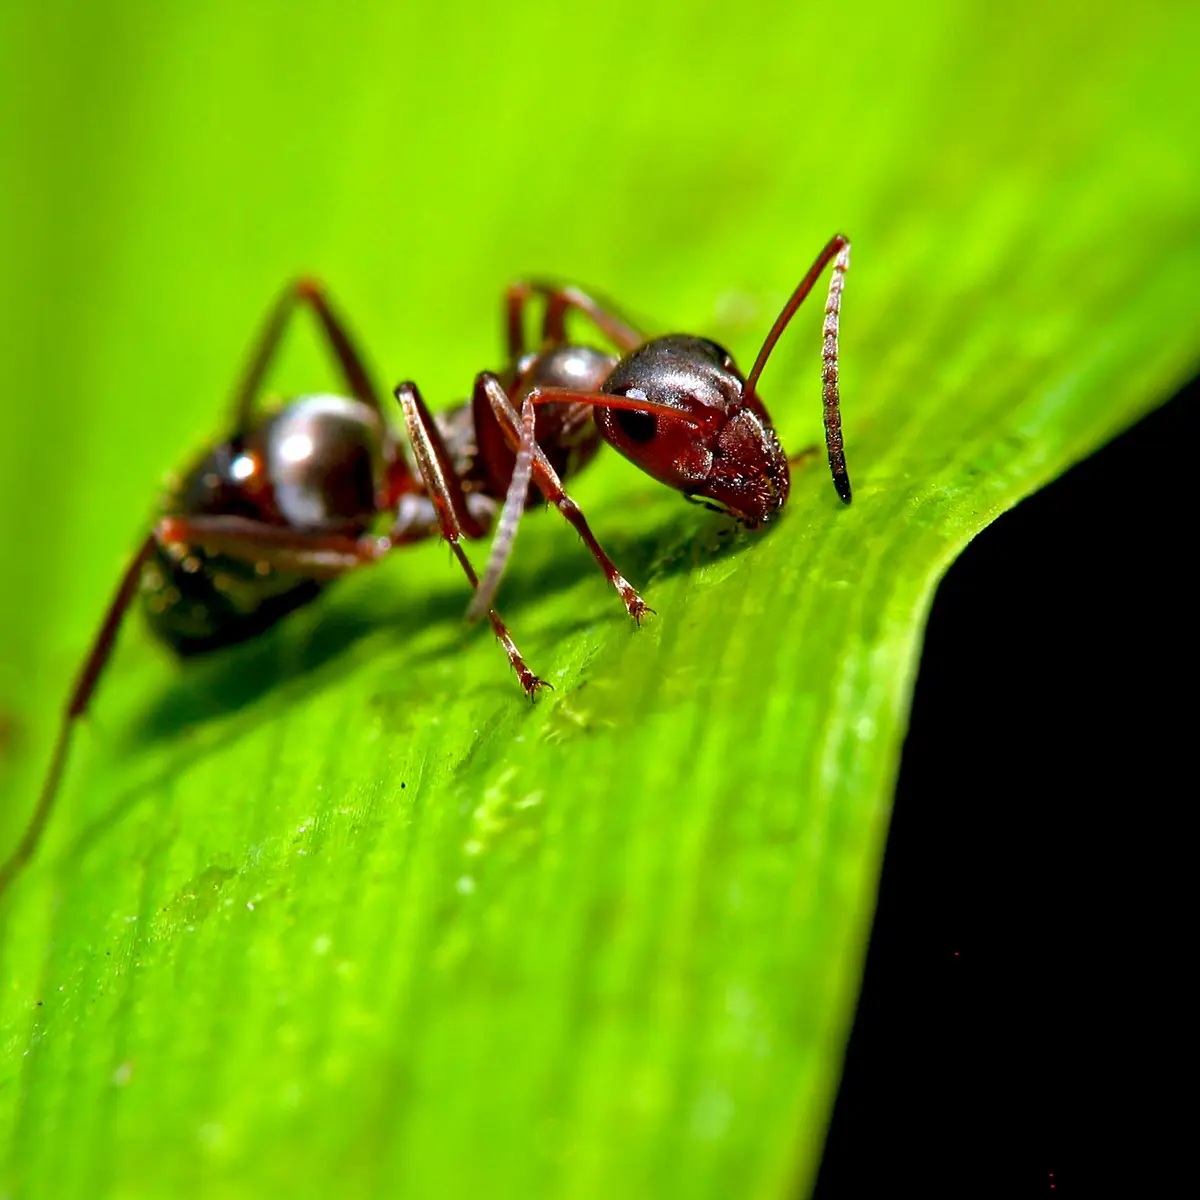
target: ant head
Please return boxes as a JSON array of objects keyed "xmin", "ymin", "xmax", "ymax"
[{"xmin": 595, "ymin": 335, "xmax": 789, "ymax": 526}]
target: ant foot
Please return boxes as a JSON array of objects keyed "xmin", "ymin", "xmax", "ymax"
[
  {"xmin": 628, "ymin": 597, "xmax": 656, "ymax": 626},
  {"xmin": 613, "ymin": 575, "xmax": 653, "ymax": 624},
  {"xmin": 521, "ymin": 672, "xmax": 554, "ymax": 700}
]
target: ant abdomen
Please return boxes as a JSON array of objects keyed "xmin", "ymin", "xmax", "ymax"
[
  {"xmin": 141, "ymin": 538, "xmax": 323, "ymax": 656},
  {"xmin": 261, "ymin": 395, "xmax": 386, "ymax": 531},
  {"xmin": 145, "ymin": 395, "xmax": 388, "ymax": 655}
]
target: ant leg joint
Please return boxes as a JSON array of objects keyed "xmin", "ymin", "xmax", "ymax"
[{"xmin": 295, "ymin": 276, "xmax": 325, "ymax": 301}]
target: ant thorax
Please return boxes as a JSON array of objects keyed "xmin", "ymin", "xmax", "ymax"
[{"xmin": 471, "ymin": 343, "xmax": 616, "ymax": 502}]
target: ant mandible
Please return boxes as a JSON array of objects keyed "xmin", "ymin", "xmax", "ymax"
[{"xmin": 450, "ymin": 233, "xmax": 853, "ymax": 623}]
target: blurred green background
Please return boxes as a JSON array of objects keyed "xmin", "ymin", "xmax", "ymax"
[{"xmin": 1, "ymin": 1, "xmax": 1197, "ymax": 1197}]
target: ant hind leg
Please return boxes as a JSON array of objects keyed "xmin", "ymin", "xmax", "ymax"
[{"xmin": 0, "ymin": 534, "xmax": 158, "ymax": 899}]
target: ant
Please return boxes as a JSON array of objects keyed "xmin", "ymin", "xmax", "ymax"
[{"xmin": 0, "ymin": 233, "xmax": 852, "ymax": 899}]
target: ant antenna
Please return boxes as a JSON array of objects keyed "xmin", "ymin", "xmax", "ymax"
[{"xmin": 742, "ymin": 235, "xmax": 853, "ymax": 503}]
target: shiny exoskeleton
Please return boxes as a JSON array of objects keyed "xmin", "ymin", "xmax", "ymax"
[
  {"xmin": 3, "ymin": 234, "xmax": 853, "ymax": 897},
  {"xmin": 599, "ymin": 335, "xmax": 792, "ymax": 522},
  {"xmin": 145, "ymin": 395, "xmax": 388, "ymax": 653}
]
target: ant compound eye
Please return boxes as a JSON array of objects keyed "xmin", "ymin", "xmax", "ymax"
[{"xmin": 614, "ymin": 405, "xmax": 657, "ymax": 444}]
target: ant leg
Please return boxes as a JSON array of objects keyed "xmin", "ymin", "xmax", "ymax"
[
  {"xmin": 0, "ymin": 534, "xmax": 157, "ymax": 899},
  {"xmin": 157, "ymin": 511, "xmax": 475, "ymax": 576},
  {"xmin": 157, "ymin": 507, "xmax": 545, "ymax": 698},
  {"xmin": 469, "ymin": 372, "xmax": 651, "ymax": 625},
  {"xmin": 229, "ymin": 277, "xmax": 388, "ymax": 430},
  {"xmin": 742, "ymin": 235, "xmax": 853, "ymax": 503},
  {"xmin": 392, "ymin": 382, "xmax": 548, "ymax": 695},
  {"xmin": 468, "ymin": 391, "xmax": 541, "ymax": 623},
  {"xmin": 504, "ymin": 281, "xmax": 645, "ymax": 361},
  {"xmin": 156, "ymin": 516, "xmax": 394, "ymax": 577}
]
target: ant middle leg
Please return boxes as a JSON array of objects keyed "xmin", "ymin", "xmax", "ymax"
[
  {"xmin": 468, "ymin": 372, "xmax": 651, "ymax": 625},
  {"xmin": 392, "ymin": 382, "xmax": 548, "ymax": 696},
  {"xmin": 0, "ymin": 534, "xmax": 158, "ymax": 899},
  {"xmin": 159, "ymin": 504, "xmax": 546, "ymax": 699},
  {"xmin": 155, "ymin": 516, "xmax": 393, "ymax": 577}
]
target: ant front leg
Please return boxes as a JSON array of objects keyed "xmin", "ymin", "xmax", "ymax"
[
  {"xmin": 392, "ymin": 382, "xmax": 548, "ymax": 696},
  {"xmin": 0, "ymin": 535, "xmax": 157, "ymax": 899},
  {"xmin": 505, "ymin": 281, "xmax": 645, "ymax": 362},
  {"xmin": 467, "ymin": 372, "xmax": 652, "ymax": 626}
]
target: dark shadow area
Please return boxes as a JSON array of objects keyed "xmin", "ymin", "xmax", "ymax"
[
  {"xmin": 126, "ymin": 485, "xmax": 755, "ymax": 748},
  {"xmin": 131, "ymin": 599, "xmax": 387, "ymax": 744},
  {"xmin": 54, "ymin": 478, "xmax": 752, "ymax": 873},
  {"xmin": 129, "ymin": 581, "xmax": 461, "ymax": 745},
  {"xmin": 54, "ymin": 481, "xmax": 726, "ymax": 882},
  {"xmin": 812, "ymin": 377, "xmax": 1196, "ymax": 1197}
]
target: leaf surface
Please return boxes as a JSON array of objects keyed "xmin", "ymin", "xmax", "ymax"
[{"xmin": 0, "ymin": 2, "xmax": 1196, "ymax": 1196}]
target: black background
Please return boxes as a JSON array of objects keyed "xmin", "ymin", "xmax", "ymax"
[{"xmin": 812, "ymin": 377, "xmax": 1195, "ymax": 1197}]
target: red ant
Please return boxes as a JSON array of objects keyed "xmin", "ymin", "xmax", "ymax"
[{"xmin": 0, "ymin": 234, "xmax": 851, "ymax": 898}]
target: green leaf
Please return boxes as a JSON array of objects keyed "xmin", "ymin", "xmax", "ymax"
[{"xmin": 1, "ymin": 1, "xmax": 1196, "ymax": 1196}]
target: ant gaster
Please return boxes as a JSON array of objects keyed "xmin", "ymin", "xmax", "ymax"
[{"xmin": 0, "ymin": 234, "xmax": 851, "ymax": 898}]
